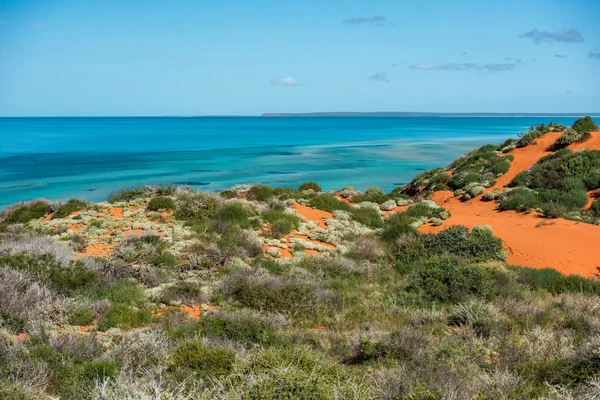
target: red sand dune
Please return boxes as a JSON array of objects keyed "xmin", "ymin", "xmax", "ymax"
[{"xmin": 420, "ymin": 131, "xmax": 600, "ymax": 277}]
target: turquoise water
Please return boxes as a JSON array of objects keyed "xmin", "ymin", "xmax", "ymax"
[{"xmin": 0, "ymin": 117, "xmax": 577, "ymax": 207}]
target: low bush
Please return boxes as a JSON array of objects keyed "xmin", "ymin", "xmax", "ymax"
[
  {"xmin": 591, "ymin": 199, "xmax": 600, "ymax": 215},
  {"xmin": 400, "ymin": 168, "xmax": 451, "ymax": 197},
  {"xmin": 68, "ymin": 307, "xmax": 95, "ymax": 326},
  {"xmin": 381, "ymin": 214, "xmax": 416, "ymax": 245},
  {"xmin": 97, "ymin": 303, "xmax": 152, "ymax": 331},
  {"xmin": 2, "ymin": 200, "xmax": 52, "ymax": 224},
  {"xmin": 52, "ymin": 199, "xmax": 88, "ymax": 219},
  {"xmin": 418, "ymin": 225, "xmax": 506, "ymax": 262},
  {"xmin": 107, "ymin": 187, "xmax": 147, "ymax": 203},
  {"xmin": 572, "ymin": 116, "xmax": 598, "ymax": 134},
  {"xmin": 174, "ymin": 190, "xmax": 221, "ymax": 221},
  {"xmin": 349, "ymin": 207, "xmax": 384, "ymax": 228},
  {"xmin": 150, "ymin": 253, "xmax": 178, "ymax": 267},
  {"xmin": 219, "ymin": 189, "xmax": 237, "ymax": 199},
  {"xmin": 308, "ymin": 194, "xmax": 351, "ymax": 212},
  {"xmin": 0, "ymin": 253, "xmax": 98, "ymax": 295},
  {"xmin": 246, "ymin": 185, "xmax": 273, "ymax": 202},
  {"xmin": 509, "ymin": 266, "xmax": 600, "ymax": 295},
  {"xmin": 408, "ymin": 256, "xmax": 500, "ymax": 303},
  {"xmin": 147, "ymin": 196, "xmax": 176, "ymax": 211},
  {"xmin": 298, "ymin": 182, "xmax": 322, "ymax": 192},
  {"xmin": 169, "ymin": 341, "xmax": 235, "ymax": 378},
  {"xmin": 80, "ymin": 359, "xmax": 119, "ymax": 382},
  {"xmin": 261, "ymin": 210, "xmax": 301, "ymax": 238},
  {"xmin": 197, "ymin": 311, "xmax": 281, "ymax": 346},
  {"xmin": 498, "ymin": 188, "xmax": 540, "ymax": 212},
  {"xmin": 157, "ymin": 281, "xmax": 205, "ymax": 305},
  {"xmin": 350, "ymin": 187, "xmax": 390, "ymax": 204},
  {"xmin": 216, "ymin": 202, "xmax": 258, "ymax": 229},
  {"xmin": 554, "ymin": 128, "xmax": 591, "ymax": 149}
]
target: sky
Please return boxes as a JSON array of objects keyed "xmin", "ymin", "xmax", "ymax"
[{"xmin": 0, "ymin": 0, "xmax": 599, "ymax": 116}]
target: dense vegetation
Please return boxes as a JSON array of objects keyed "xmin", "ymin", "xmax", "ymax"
[{"xmin": 1, "ymin": 120, "xmax": 600, "ymax": 399}]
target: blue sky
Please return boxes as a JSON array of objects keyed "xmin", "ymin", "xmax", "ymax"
[{"xmin": 0, "ymin": 0, "xmax": 599, "ymax": 116}]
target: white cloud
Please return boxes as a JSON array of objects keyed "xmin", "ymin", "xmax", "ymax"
[{"xmin": 270, "ymin": 77, "xmax": 299, "ymax": 86}]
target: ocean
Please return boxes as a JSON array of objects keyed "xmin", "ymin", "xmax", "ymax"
[{"xmin": 0, "ymin": 116, "xmax": 578, "ymax": 208}]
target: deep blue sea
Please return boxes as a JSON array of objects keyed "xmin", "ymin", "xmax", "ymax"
[{"xmin": 0, "ymin": 117, "xmax": 578, "ymax": 208}]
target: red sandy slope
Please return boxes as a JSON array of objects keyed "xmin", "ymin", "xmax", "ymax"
[{"xmin": 419, "ymin": 131, "xmax": 600, "ymax": 277}]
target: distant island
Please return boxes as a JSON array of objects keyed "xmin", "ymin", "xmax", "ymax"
[{"xmin": 262, "ymin": 112, "xmax": 600, "ymax": 117}]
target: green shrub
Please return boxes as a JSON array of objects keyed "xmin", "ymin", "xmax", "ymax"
[
  {"xmin": 107, "ymin": 187, "xmax": 146, "ymax": 203},
  {"xmin": 52, "ymin": 199, "xmax": 87, "ymax": 219},
  {"xmin": 262, "ymin": 210, "xmax": 301, "ymax": 238},
  {"xmin": 308, "ymin": 194, "xmax": 351, "ymax": 212},
  {"xmin": 0, "ymin": 382, "xmax": 46, "ymax": 400},
  {"xmin": 554, "ymin": 128, "xmax": 591, "ymax": 148},
  {"xmin": 349, "ymin": 207, "xmax": 384, "ymax": 228},
  {"xmin": 197, "ymin": 312, "xmax": 281, "ymax": 346},
  {"xmin": 408, "ymin": 256, "xmax": 499, "ymax": 303},
  {"xmin": 216, "ymin": 202, "xmax": 258, "ymax": 229},
  {"xmin": 498, "ymin": 188, "xmax": 540, "ymax": 212},
  {"xmin": 298, "ymin": 182, "xmax": 322, "ymax": 192},
  {"xmin": 170, "ymin": 341, "xmax": 235, "ymax": 378},
  {"xmin": 80, "ymin": 360, "xmax": 119, "ymax": 382},
  {"xmin": 508, "ymin": 171, "xmax": 529, "ymax": 187},
  {"xmin": 174, "ymin": 191, "xmax": 220, "ymax": 221},
  {"xmin": 418, "ymin": 225, "xmax": 506, "ymax": 262},
  {"xmin": 97, "ymin": 303, "xmax": 152, "ymax": 331},
  {"xmin": 94, "ymin": 281, "xmax": 147, "ymax": 306},
  {"xmin": 68, "ymin": 307, "xmax": 95, "ymax": 326},
  {"xmin": 0, "ymin": 312, "xmax": 27, "ymax": 333},
  {"xmin": 401, "ymin": 168, "xmax": 451, "ymax": 197},
  {"xmin": 0, "ymin": 253, "xmax": 98, "ymax": 295},
  {"xmin": 219, "ymin": 189, "xmax": 237, "ymax": 199},
  {"xmin": 381, "ymin": 214, "xmax": 417, "ymax": 245},
  {"xmin": 157, "ymin": 281, "xmax": 204, "ymax": 305},
  {"xmin": 509, "ymin": 266, "xmax": 600, "ymax": 295},
  {"xmin": 150, "ymin": 253, "xmax": 178, "ymax": 267},
  {"xmin": 247, "ymin": 185, "xmax": 273, "ymax": 202},
  {"xmin": 572, "ymin": 116, "xmax": 598, "ymax": 134},
  {"xmin": 403, "ymin": 203, "xmax": 446, "ymax": 219},
  {"xmin": 350, "ymin": 187, "xmax": 391, "ymax": 204},
  {"xmin": 147, "ymin": 196, "xmax": 176, "ymax": 211},
  {"xmin": 3, "ymin": 201, "xmax": 52, "ymax": 224}
]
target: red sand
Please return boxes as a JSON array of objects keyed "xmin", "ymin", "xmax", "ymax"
[
  {"xmin": 420, "ymin": 131, "xmax": 600, "ymax": 277},
  {"xmin": 292, "ymin": 203, "xmax": 333, "ymax": 229}
]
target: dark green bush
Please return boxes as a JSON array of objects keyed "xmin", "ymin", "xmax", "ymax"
[
  {"xmin": 403, "ymin": 204, "xmax": 446, "ymax": 219},
  {"xmin": 246, "ymin": 185, "xmax": 273, "ymax": 202},
  {"xmin": 216, "ymin": 202, "xmax": 258, "ymax": 229},
  {"xmin": 52, "ymin": 199, "xmax": 88, "ymax": 219},
  {"xmin": 3, "ymin": 201, "xmax": 52, "ymax": 224},
  {"xmin": 400, "ymin": 168, "xmax": 451, "ymax": 197},
  {"xmin": 554, "ymin": 128, "xmax": 591, "ymax": 149},
  {"xmin": 498, "ymin": 188, "xmax": 540, "ymax": 212},
  {"xmin": 261, "ymin": 210, "xmax": 301, "ymax": 238},
  {"xmin": 150, "ymin": 253, "xmax": 178, "ymax": 267},
  {"xmin": 509, "ymin": 266, "xmax": 600, "ymax": 295},
  {"xmin": 107, "ymin": 187, "xmax": 146, "ymax": 203},
  {"xmin": 170, "ymin": 341, "xmax": 235, "ymax": 378},
  {"xmin": 198, "ymin": 312, "xmax": 281, "ymax": 346},
  {"xmin": 350, "ymin": 187, "xmax": 391, "ymax": 204},
  {"xmin": 0, "ymin": 312, "xmax": 27, "ymax": 333},
  {"xmin": 94, "ymin": 281, "xmax": 147, "ymax": 306},
  {"xmin": 147, "ymin": 196, "xmax": 176, "ymax": 211},
  {"xmin": 80, "ymin": 360, "xmax": 119, "ymax": 382},
  {"xmin": 0, "ymin": 382, "xmax": 45, "ymax": 400},
  {"xmin": 591, "ymin": 199, "xmax": 600, "ymax": 215},
  {"xmin": 68, "ymin": 307, "xmax": 95, "ymax": 326},
  {"xmin": 418, "ymin": 225, "xmax": 506, "ymax": 262},
  {"xmin": 308, "ymin": 194, "xmax": 351, "ymax": 212},
  {"xmin": 408, "ymin": 256, "xmax": 499, "ymax": 303},
  {"xmin": 349, "ymin": 207, "xmax": 384, "ymax": 228},
  {"xmin": 572, "ymin": 116, "xmax": 598, "ymax": 134},
  {"xmin": 508, "ymin": 171, "xmax": 529, "ymax": 187},
  {"xmin": 381, "ymin": 214, "xmax": 416, "ymax": 245},
  {"xmin": 0, "ymin": 253, "xmax": 98, "ymax": 295},
  {"xmin": 219, "ymin": 189, "xmax": 237, "ymax": 199},
  {"xmin": 298, "ymin": 182, "xmax": 322, "ymax": 192},
  {"xmin": 97, "ymin": 303, "xmax": 152, "ymax": 331}
]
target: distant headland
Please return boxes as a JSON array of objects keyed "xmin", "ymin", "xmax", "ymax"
[{"xmin": 262, "ymin": 112, "xmax": 600, "ymax": 117}]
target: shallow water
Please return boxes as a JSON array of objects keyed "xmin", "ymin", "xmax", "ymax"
[{"xmin": 0, "ymin": 116, "xmax": 577, "ymax": 207}]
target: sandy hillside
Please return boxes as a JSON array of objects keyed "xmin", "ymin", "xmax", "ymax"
[{"xmin": 420, "ymin": 131, "xmax": 600, "ymax": 277}]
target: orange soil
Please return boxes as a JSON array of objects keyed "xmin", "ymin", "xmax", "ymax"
[
  {"xmin": 42, "ymin": 213, "xmax": 54, "ymax": 222},
  {"xmin": 262, "ymin": 204, "xmax": 336, "ymax": 259},
  {"xmin": 83, "ymin": 243, "xmax": 114, "ymax": 258},
  {"xmin": 69, "ymin": 223, "xmax": 84, "ymax": 232},
  {"xmin": 292, "ymin": 203, "xmax": 333, "ymax": 229},
  {"xmin": 420, "ymin": 131, "xmax": 600, "ymax": 277},
  {"xmin": 110, "ymin": 207, "xmax": 123, "ymax": 219},
  {"xmin": 154, "ymin": 304, "xmax": 218, "ymax": 321}
]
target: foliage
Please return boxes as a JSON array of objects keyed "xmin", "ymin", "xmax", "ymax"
[
  {"xmin": 170, "ymin": 341, "xmax": 235, "ymax": 378},
  {"xmin": 308, "ymin": 194, "xmax": 351, "ymax": 212},
  {"xmin": 261, "ymin": 209, "xmax": 301, "ymax": 238},
  {"xmin": 349, "ymin": 207, "xmax": 384, "ymax": 228},
  {"xmin": 2, "ymin": 201, "xmax": 52, "ymax": 224},
  {"xmin": 571, "ymin": 116, "xmax": 598, "ymax": 134},
  {"xmin": 52, "ymin": 199, "xmax": 88, "ymax": 219},
  {"xmin": 298, "ymin": 182, "xmax": 322, "ymax": 192},
  {"xmin": 147, "ymin": 196, "xmax": 176, "ymax": 211},
  {"xmin": 246, "ymin": 185, "xmax": 274, "ymax": 202}
]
